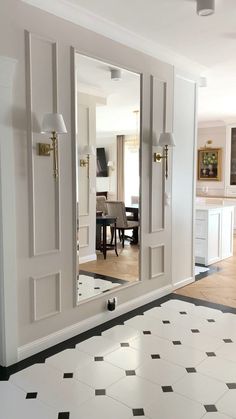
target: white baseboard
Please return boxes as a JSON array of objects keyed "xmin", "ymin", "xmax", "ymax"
[
  {"xmin": 18, "ymin": 284, "xmax": 172, "ymax": 361},
  {"xmin": 172, "ymin": 276, "xmax": 194, "ymax": 291},
  {"xmin": 79, "ymin": 253, "xmax": 97, "ymax": 264}
]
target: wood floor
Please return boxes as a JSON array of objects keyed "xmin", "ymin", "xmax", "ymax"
[
  {"xmin": 80, "ymin": 243, "xmax": 139, "ymax": 282},
  {"xmin": 175, "ymin": 236, "xmax": 236, "ymax": 308}
]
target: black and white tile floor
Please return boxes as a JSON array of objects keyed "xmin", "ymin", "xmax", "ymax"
[
  {"xmin": 3, "ymin": 298, "xmax": 236, "ymax": 418},
  {"xmin": 77, "ymin": 274, "xmax": 120, "ymax": 302}
]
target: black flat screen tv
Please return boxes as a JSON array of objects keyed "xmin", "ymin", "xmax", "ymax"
[{"xmin": 96, "ymin": 147, "xmax": 108, "ymax": 177}]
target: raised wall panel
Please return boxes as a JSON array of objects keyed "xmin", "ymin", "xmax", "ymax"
[
  {"xmin": 78, "ymin": 105, "xmax": 90, "ymax": 216},
  {"xmin": 149, "ymin": 245, "xmax": 164, "ymax": 279},
  {"xmin": 32, "ymin": 272, "xmax": 61, "ymax": 322},
  {"xmin": 25, "ymin": 31, "xmax": 60, "ymax": 256},
  {"xmin": 79, "ymin": 225, "xmax": 89, "ymax": 248},
  {"xmin": 150, "ymin": 76, "xmax": 166, "ymax": 233}
]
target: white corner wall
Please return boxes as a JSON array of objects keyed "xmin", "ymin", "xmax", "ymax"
[
  {"xmin": 0, "ymin": 56, "xmax": 18, "ymax": 366},
  {"xmin": 172, "ymin": 71, "xmax": 197, "ymax": 289}
]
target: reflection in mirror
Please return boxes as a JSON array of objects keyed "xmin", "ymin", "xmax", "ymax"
[{"xmin": 75, "ymin": 53, "xmax": 141, "ymax": 303}]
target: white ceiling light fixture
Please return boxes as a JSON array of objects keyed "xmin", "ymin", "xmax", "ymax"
[
  {"xmin": 197, "ymin": 0, "xmax": 215, "ymax": 16},
  {"xmin": 110, "ymin": 68, "xmax": 122, "ymax": 81}
]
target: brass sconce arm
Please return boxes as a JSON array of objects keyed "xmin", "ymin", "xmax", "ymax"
[
  {"xmin": 153, "ymin": 145, "xmax": 169, "ymax": 179},
  {"xmin": 38, "ymin": 131, "xmax": 59, "ymax": 179}
]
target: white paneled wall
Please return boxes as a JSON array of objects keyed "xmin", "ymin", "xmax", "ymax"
[
  {"xmin": 0, "ymin": 56, "xmax": 18, "ymax": 366},
  {"xmin": 172, "ymin": 72, "xmax": 197, "ymax": 288},
  {"xmin": 0, "ymin": 0, "xmax": 197, "ymax": 366}
]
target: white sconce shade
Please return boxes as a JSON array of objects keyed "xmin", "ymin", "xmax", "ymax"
[
  {"xmin": 157, "ymin": 132, "xmax": 176, "ymax": 147},
  {"xmin": 83, "ymin": 145, "xmax": 96, "ymax": 156},
  {"xmin": 196, "ymin": 0, "xmax": 215, "ymax": 16},
  {"xmin": 41, "ymin": 113, "xmax": 67, "ymax": 134},
  {"xmin": 107, "ymin": 160, "xmax": 114, "ymax": 167}
]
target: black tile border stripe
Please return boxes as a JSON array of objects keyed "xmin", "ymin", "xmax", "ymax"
[
  {"xmin": 1, "ymin": 292, "xmax": 236, "ymax": 381},
  {"xmin": 79, "ymin": 269, "xmax": 127, "ymax": 285}
]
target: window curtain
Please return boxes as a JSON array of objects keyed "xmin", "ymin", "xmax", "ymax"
[{"xmin": 116, "ymin": 135, "xmax": 125, "ymax": 201}]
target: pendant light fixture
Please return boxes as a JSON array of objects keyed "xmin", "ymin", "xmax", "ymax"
[{"xmin": 197, "ymin": 0, "xmax": 215, "ymax": 16}]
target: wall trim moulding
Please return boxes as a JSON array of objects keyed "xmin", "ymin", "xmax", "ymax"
[
  {"xmin": 79, "ymin": 224, "xmax": 89, "ymax": 249},
  {"xmin": 150, "ymin": 75, "xmax": 166, "ymax": 234},
  {"xmin": 149, "ymin": 244, "xmax": 165, "ymax": 279},
  {"xmin": 18, "ymin": 283, "xmax": 172, "ymax": 361},
  {"xmin": 31, "ymin": 271, "xmax": 61, "ymax": 322},
  {"xmin": 172, "ymin": 276, "xmax": 194, "ymax": 291},
  {"xmin": 22, "ymin": 0, "xmax": 205, "ymax": 76},
  {"xmin": 79, "ymin": 253, "xmax": 97, "ymax": 264},
  {"xmin": 25, "ymin": 30, "xmax": 61, "ymax": 257}
]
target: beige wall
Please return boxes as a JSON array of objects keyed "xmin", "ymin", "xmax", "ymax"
[{"xmin": 0, "ymin": 0, "xmax": 197, "ymax": 365}]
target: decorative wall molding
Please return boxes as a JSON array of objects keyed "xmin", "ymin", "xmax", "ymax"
[
  {"xmin": 31, "ymin": 271, "xmax": 61, "ymax": 322},
  {"xmin": 149, "ymin": 244, "xmax": 165, "ymax": 279},
  {"xmin": 22, "ymin": 0, "xmax": 205, "ymax": 76},
  {"xmin": 25, "ymin": 30, "xmax": 61, "ymax": 257},
  {"xmin": 150, "ymin": 76, "xmax": 166, "ymax": 233},
  {"xmin": 18, "ymin": 283, "xmax": 172, "ymax": 361},
  {"xmin": 79, "ymin": 224, "xmax": 89, "ymax": 248}
]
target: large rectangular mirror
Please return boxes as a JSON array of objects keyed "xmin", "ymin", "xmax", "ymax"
[{"xmin": 75, "ymin": 52, "xmax": 141, "ymax": 303}]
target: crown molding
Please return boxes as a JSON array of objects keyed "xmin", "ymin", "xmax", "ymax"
[{"xmin": 22, "ymin": 0, "xmax": 206, "ymax": 76}]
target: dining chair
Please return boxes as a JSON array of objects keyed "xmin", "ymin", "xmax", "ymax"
[
  {"xmin": 96, "ymin": 195, "xmax": 107, "ymax": 215},
  {"xmin": 106, "ymin": 201, "xmax": 139, "ymax": 248}
]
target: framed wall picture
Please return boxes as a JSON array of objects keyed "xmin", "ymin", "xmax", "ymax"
[{"xmin": 198, "ymin": 148, "xmax": 222, "ymax": 181}]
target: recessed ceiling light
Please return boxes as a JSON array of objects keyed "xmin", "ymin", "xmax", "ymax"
[
  {"xmin": 197, "ymin": 0, "xmax": 215, "ymax": 16},
  {"xmin": 110, "ymin": 68, "xmax": 122, "ymax": 81}
]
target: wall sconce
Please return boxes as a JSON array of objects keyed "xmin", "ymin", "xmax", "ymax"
[
  {"xmin": 79, "ymin": 145, "xmax": 95, "ymax": 176},
  {"xmin": 153, "ymin": 132, "xmax": 176, "ymax": 179},
  {"xmin": 39, "ymin": 113, "xmax": 67, "ymax": 179}
]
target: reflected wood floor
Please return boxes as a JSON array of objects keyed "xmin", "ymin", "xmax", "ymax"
[
  {"xmin": 80, "ymin": 243, "xmax": 139, "ymax": 282},
  {"xmin": 175, "ymin": 236, "xmax": 236, "ymax": 308}
]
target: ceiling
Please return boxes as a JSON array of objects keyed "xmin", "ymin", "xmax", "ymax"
[{"xmin": 24, "ymin": 0, "xmax": 236, "ymax": 124}]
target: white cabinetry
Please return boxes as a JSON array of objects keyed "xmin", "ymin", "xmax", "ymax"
[{"xmin": 195, "ymin": 205, "xmax": 234, "ymax": 266}]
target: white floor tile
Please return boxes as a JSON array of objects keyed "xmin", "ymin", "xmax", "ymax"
[
  {"xmin": 75, "ymin": 360, "xmax": 125, "ymax": 388},
  {"xmin": 46, "ymin": 348, "xmax": 93, "ymax": 372},
  {"xmin": 136, "ymin": 358, "xmax": 186, "ymax": 385},
  {"xmin": 102, "ymin": 324, "xmax": 140, "ymax": 343},
  {"xmin": 146, "ymin": 392, "xmax": 206, "ymax": 419},
  {"xmin": 161, "ymin": 299, "xmax": 195, "ymax": 312},
  {"xmin": 161, "ymin": 343, "xmax": 207, "ymax": 367},
  {"xmin": 217, "ymin": 389, "xmax": 236, "ymax": 418},
  {"xmin": 0, "ymin": 381, "xmax": 57, "ymax": 419},
  {"xmin": 130, "ymin": 334, "xmax": 173, "ymax": 357},
  {"xmin": 10, "ymin": 363, "xmax": 94, "ymax": 410},
  {"xmin": 181, "ymin": 331, "xmax": 223, "ymax": 352},
  {"xmin": 76, "ymin": 335, "xmax": 119, "ymax": 356},
  {"xmin": 192, "ymin": 306, "xmax": 224, "ymax": 320},
  {"xmin": 173, "ymin": 372, "xmax": 227, "ymax": 404},
  {"xmin": 70, "ymin": 395, "xmax": 132, "ymax": 419},
  {"xmin": 197, "ymin": 357, "xmax": 236, "ymax": 382},
  {"xmin": 107, "ymin": 375, "xmax": 162, "ymax": 409},
  {"xmin": 105, "ymin": 346, "xmax": 149, "ymax": 370},
  {"xmin": 124, "ymin": 314, "xmax": 164, "ymax": 333},
  {"xmin": 216, "ymin": 342, "xmax": 236, "ymax": 363}
]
